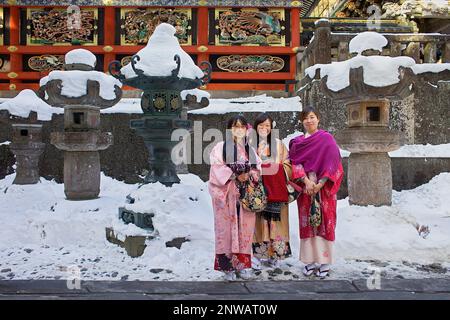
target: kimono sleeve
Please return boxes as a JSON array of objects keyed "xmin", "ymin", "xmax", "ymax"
[{"xmin": 209, "ymin": 142, "xmax": 234, "ymax": 187}]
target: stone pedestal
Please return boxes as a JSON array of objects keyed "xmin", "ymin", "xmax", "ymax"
[
  {"xmin": 348, "ymin": 153, "xmax": 393, "ymax": 206},
  {"xmin": 51, "ymin": 130, "xmax": 112, "ymax": 200},
  {"xmin": 10, "ymin": 124, "xmax": 45, "ymax": 185}
]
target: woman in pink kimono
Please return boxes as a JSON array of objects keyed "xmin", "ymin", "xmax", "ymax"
[{"xmin": 209, "ymin": 115, "xmax": 262, "ymax": 281}]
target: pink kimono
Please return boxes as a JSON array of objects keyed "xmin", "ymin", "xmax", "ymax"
[{"xmin": 208, "ymin": 141, "xmax": 261, "ymax": 272}]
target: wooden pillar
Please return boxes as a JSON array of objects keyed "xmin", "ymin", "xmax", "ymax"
[
  {"xmin": 290, "ymin": 7, "xmax": 300, "ymax": 93},
  {"xmin": 423, "ymin": 42, "xmax": 437, "ymax": 63},
  {"xmin": 9, "ymin": 6, "xmax": 22, "ymax": 91},
  {"xmin": 196, "ymin": 6, "xmax": 209, "ymax": 73},
  {"xmin": 103, "ymin": 6, "xmax": 116, "ymax": 73}
]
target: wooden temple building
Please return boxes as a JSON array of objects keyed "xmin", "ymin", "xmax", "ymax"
[{"xmin": 0, "ymin": 0, "xmax": 448, "ymax": 96}]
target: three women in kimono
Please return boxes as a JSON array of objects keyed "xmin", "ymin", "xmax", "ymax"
[{"xmin": 209, "ymin": 107, "xmax": 343, "ymax": 280}]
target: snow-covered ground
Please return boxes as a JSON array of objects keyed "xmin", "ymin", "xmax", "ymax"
[{"xmin": 0, "ymin": 170, "xmax": 449, "ymax": 281}]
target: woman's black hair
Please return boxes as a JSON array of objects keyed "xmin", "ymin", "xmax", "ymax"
[
  {"xmin": 226, "ymin": 114, "xmax": 248, "ymax": 129},
  {"xmin": 253, "ymin": 112, "xmax": 277, "ymax": 160},
  {"xmin": 300, "ymin": 106, "xmax": 321, "ymax": 122},
  {"xmin": 223, "ymin": 115, "xmax": 257, "ymax": 167}
]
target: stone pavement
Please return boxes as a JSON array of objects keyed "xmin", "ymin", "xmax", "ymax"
[{"xmin": 0, "ymin": 278, "xmax": 450, "ymax": 300}]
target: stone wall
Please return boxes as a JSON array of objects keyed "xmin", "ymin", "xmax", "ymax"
[{"xmin": 1, "ymin": 109, "xmax": 449, "ymax": 198}]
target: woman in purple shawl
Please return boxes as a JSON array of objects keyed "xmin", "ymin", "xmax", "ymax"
[{"xmin": 289, "ymin": 107, "xmax": 344, "ymax": 279}]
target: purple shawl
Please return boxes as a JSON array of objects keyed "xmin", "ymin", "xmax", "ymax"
[{"xmin": 289, "ymin": 130, "xmax": 341, "ymax": 180}]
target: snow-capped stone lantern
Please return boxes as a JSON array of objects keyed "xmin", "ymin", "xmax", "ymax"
[
  {"xmin": 38, "ymin": 49, "xmax": 122, "ymax": 200},
  {"xmin": 108, "ymin": 23, "xmax": 211, "ymax": 187},
  {"xmin": 9, "ymin": 113, "xmax": 45, "ymax": 185},
  {"xmin": 301, "ymin": 32, "xmax": 416, "ymax": 206}
]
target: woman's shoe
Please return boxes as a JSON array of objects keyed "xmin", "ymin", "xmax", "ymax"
[
  {"xmin": 251, "ymin": 257, "xmax": 262, "ymax": 270},
  {"xmin": 302, "ymin": 263, "xmax": 317, "ymax": 277},
  {"xmin": 315, "ymin": 264, "xmax": 330, "ymax": 279},
  {"xmin": 223, "ymin": 271, "xmax": 237, "ymax": 281},
  {"xmin": 237, "ymin": 268, "xmax": 255, "ymax": 280}
]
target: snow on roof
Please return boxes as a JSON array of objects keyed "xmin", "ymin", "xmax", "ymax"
[
  {"xmin": 411, "ymin": 63, "xmax": 450, "ymax": 75},
  {"xmin": 305, "ymin": 55, "xmax": 416, "ymax": 92},
  {"xmin": 0, "ymin": 89, "xmax": 62, "ymax": 121},
  {"xmin": 65, "ymin": 49, "xmax": 97, "ymax": 68},
  {"xmin": 45, "ymin": 70, "xmax": 122, "ymax": 100},
  {"xmin": 120, "ymin": 23, "xmax": 204, "ymax": 80},
  {"xmin": 349, "ymin": 31, "xmax": 388, "ymax": 55},
  {"xmin": 180, "ymin": 89, "xmax": 211, "ymax": 102},
  {"xmin": 189, "ymin": 94, "xmax": 302, "ymax": 114}
]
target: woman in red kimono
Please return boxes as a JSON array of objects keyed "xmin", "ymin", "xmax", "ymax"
[{"xmin": 289, "ymin": 107, "xmax": 343, "ymax": 278}]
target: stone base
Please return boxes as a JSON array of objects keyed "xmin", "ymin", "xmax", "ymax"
[
  {"xmin": 106, "ymin": 227, "xmax": 155, "ymax": 258},
  {"xmin": 348, "ymin": 152, "xmax": 393, "ymax": 206},
  {"xmin": 64, "ymin": 151, "xmax": 100, "ymax": 200},
  {"xmin": 10, "ymin": 143, "xmax": 45, "ymax": 185}
]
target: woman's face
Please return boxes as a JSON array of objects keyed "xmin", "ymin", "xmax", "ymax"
[
  {"xmin": 257, "ymin": 119, "xmax": 272, "ymax": 138},
  {"xmin": 231, "ymin": 120, "xmax": 247, "ymax": 140},
  {"xmin": 302, "ymin": 112, "xmax": 319, "ymax": 133}
]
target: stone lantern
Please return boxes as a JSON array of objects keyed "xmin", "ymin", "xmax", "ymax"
[
  {"xmin": 108, "ymin": 23, "xmax": 211, "ymax": 187},
  {"xmin": 300, "ymin": 32, "xmax": 416, "ymax": 206},
  {"xmin": 9, "ymin": 113, "xmax": 45, "ymax": 185},
  {"xmin": 105, "ymin": 23, "xmax": 211, "ymax": 257},
  {"xmin": 39, "ymin": 49, "xmax": 122, "ymax": 200}
]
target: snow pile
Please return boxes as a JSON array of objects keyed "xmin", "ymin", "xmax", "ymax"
[
  {"xmin": 305, "ymin": 55, "xmax": 416, "ymax": 92},
  {"xmin": 189, "ymin": 94, "xmax": 302, "ymax": 114},
  {"xmin": 181, "ymin": 88, "xmax": 211, "ymax": 102},
  {"xmin": 65, "ymin": 49, "xmax": 96, "ymax": 68},
  {"xmin": 335, "ymin": 173, "xmax": 450, "ymax": 263},
  {"xmin": 120, "ymin": 23, "xmax": 204, "ymax": 80},
  {"xmin": 389, "ymin": 143, "xmax": 450, "ymax": 157},
  {"xmin": 0, "ymin": 169, "xmax": 449, "ymax": 280},
  {"xmin": 0, "ymin": 89, "xmax": 62, "ymax": 121},
  {"xmin": 42, "ymin": 70, "xmax": 122, "ymax": 100},
  {"xmin": 340, "ymin": 143, "xmax": 450, "ymax": 158},
  {"xmin": 411, "ymin": 63, "xmax": 450, "ymax": 74},
  {"xmin": 349, "ymin": 31, "xmax": 388, "ymax": 55},
  {"xmin": 0, "ymin": 173, "xmax": 217, "ymax": 280}
]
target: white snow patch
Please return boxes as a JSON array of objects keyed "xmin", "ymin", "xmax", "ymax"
[
  {"xmin": 189, "ymin": 94, "xmax": 302, "ymax": 114},
  {"xmin": 65, "ymin": 49, "xmax": 97, "ymax": 68},
  {"xmin": 306, "ymin": 55, "xmax": 416, "ymax": 92},
  {"xmin": 411, "ymin": 63, "xmax": 450, "ymax": 75},
  {"xmin": 0, "ymin": 89, "xmax": 62, "ymax": 121},
  {"xmin": 120, "ymin": 23, "xmax": 204, "ymax": 80},
  {"xmin": 0, "ymin": 141, "xmax": 11, "ymax": 146},
  {"xmin": 340, "ymin": 144, "xmax": 450, "ymax": 158},
  {"xmin": 46, "ymin": 70, "xmax": 122, "ymax": 100},
  {"xmin": 181, "ymin": 89, "xmax": 211, "ymax": 102},
  {"xmin": 349, "ymin": 31, "xmax": 388, "ymax": 55}
]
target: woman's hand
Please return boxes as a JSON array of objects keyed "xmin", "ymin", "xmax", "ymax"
[
  {"xmin": 304, "ymin": 178, "xmax": 315, "ymax": 196},
  {"xmin": 237, "ymin": 172, "xmax": 249, "ymax": 182},
  {"xmin": 313, "ymin": 181, "xmax": 325, "ymax": 194}
]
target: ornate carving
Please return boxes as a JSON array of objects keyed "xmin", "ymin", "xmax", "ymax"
[
  {"xmin": 121, "ymin": 8, "xmax": 192, "ymax": 45},
  {"xmin": 215, "ymin": 8, "xmax": 285, "ymax": 46},
  {"xmin": 26, "ymin": 8, "xmax": 97, "ymax": 45},
  {"xmin": 28, "ymin": 55, "xmax": 64, "ymax": 72},
  {"xmin": 217, "ymin": 55, "xmax": 285, "ymax": 72}
]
